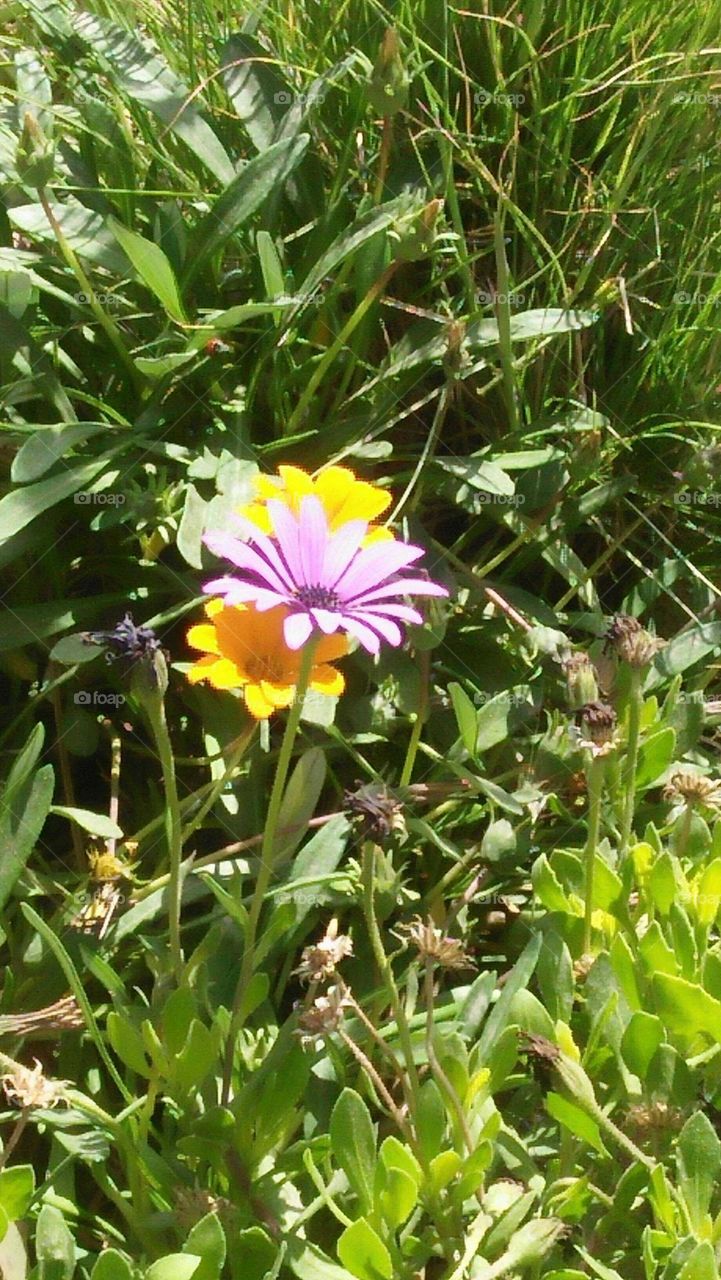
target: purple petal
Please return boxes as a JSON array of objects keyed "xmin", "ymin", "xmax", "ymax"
[
  {"xmin": 350, "ymin": 611, "xmax": 402, "ymax": 647},
  {"xmin": 322, "ymin": 519, "xmax": 368, "ymax": 587},
  {"xmin": 267, "ymin": 501, "xmax": 304, "ymax": 585},
  {"xmin": 204, "ymin": 532, "xmax": 291, "ymax": 595},
  {"xmin": 311, "ymin": 608, "xmax": 340, "ymax": 634},
  {"xmin": 342, "ymin": 616, "xmax": 381, "ymax": 655},
  {"xmin": 359, "ymin": 602, "xmax": 423, "ymax": 624},
  {"xmin": 348, "ymin": 578, "xmax": 449, "ymax": 606},
  {"xmin": 284, "ymin": 610, "xmax": 314, "ymax": 649},
  {"xmin": 202, "ymin": 576, "xmax": 262, "ymax": 604},
  {"xmin": 298, "ymin": 496, "xmax": 329, "ymax": 586},
  {"xmin": 241, "ymin": 526, "xmax": 298, "ymax": 591},
  {"xmin": 334, "ymin": 541, "xmax": 425, "ymax": 599}
]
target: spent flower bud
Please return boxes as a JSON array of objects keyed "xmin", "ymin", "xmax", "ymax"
[
  {"xmin": 16, "ymin": 112, "xmax": 55, "ymax": 188},
  {"xmin": 562, "ymin": 651, "xmax": 599, "ymax": 710}
]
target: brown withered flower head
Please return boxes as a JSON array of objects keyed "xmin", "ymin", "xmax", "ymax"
[
  {"xmin": 344, "ymin": 782, "xmax": 407, "ymax": 842},
  {"xmin": 397, "ymin": 916, "xmax": 474, "ymax": 970},
  {"xmin": 1, "ymin": 1059, "xmax": 67, "ymax": 1109},
  {"xmin": 296, "ymin": 985, "xmax": 352, "ymax": 1047},
  {"xmin": 663, "ymin": 768, "xmax": 721, "ymax": 811},
  {"xmin": 294, "ymin": 920, "xmax": 353, "ymax": 984},
  {"xmin": 575, "ymin": 701, "xmax": 618, "ymax": 756},
  {"xmin": 626, "ymin": 1101, "xmax": 685, "ymax": 1136},
  {"xmin": 604, "ymin": 615, "xmax": 663, "ymax": 669}
]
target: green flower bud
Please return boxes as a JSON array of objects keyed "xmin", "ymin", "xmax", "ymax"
[
  {"xmin": 16, "ymin": 112, "xmax": 55, "ymax": 188},
  {"xmin": 562, "ymin": 650, "xmax": 599, "ymax": 710},
  {"xmin": 389, "ymin": 198, "xmax": 443, "ymax": 263},
  {"xmin": 367, "ymin": 29, "xmax": 410, "ymax": 117},
  {"xmin": 130, "ymin": 647, "xmax": 169, "ymax": 710}
]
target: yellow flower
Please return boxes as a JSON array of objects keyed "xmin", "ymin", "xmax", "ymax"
[
  {"xmin": 241, "ymin": 465, "xmax": 393, "ymax": 545},
  {"xmin": 186, "ymin": 599, "xmax": 347, "ymax": 719}
]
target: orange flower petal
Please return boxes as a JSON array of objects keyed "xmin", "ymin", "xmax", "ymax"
[{"xmin": 315, "ymin": 632, "xmax": 349, "ymax": 664}]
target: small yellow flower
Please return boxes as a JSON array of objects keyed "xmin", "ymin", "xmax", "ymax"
[
  {"xmin": 241, "ymin": 465, "xmax": 393, "ymax": 545},
  {"xmin": 186, "ymin": 600, "xmax": 347, "ymax": 720}
]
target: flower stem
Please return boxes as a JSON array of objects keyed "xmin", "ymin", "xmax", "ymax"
[
  {"xmin": 221, "ymin": 641, "xmax": 317, "ymax": 1103},
  {"xmin": 145, "ymin": 699, "xmax": 184, "ymax": 982},
  {"xmin": 399, "ymin": 650, "xmax": 430, "ymax": 787},
  {"xmin": 583, "ymin": 755, "xmax": 606, "ymax": 955},
  {"xmin": 361, "ymin": 841, "xmax": 422, "ymax": 1118},
  {"xmin": 620, "ymin": 668, "xmax": 642, "ymax": 854}
]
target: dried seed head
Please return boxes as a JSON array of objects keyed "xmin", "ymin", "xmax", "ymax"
[
  {"xmin": 294, "ymin": 922, "xmax": 353, "ymax": 984},
  {"xmin": 663, "ymin": 768, "xmax": 721, "ymax": 809},
  {"xmin": 576, "ymin": 701, "xmax": 618, "ymax": 755},
  {"xmin": 296, "ymin": 985, "xmax": 351, "ymax": 1046},
  {"xmin": 0, "ymin": 996, "xmax": 83, "ymax": 1039},
  {"xmin": 604, "ymin": 615, "xmax": 663, "ymax": 668},
  {"xmin": 1, "ymin": 1059, "xmax": 67, "ymax": 1109},
  {"xmin": 344, "ymin": 782, "xmax": 407, "ymax": 841},
  {"xmin": 562, "ymin": 651, "xmax": 600, "ymax": 709},
  {"xmin": 397, "ymin": 916, "xmax": 474, "ymax": 970}
]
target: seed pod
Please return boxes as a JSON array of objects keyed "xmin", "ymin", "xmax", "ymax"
[{"xmin": 367, "ymin": 29, "xmax": 410, "ymax": 117}]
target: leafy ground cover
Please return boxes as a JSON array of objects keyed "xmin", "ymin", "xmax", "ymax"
[{"xmin": 2, "ymin": 0, "xmax": 721, "ymax": 1275}]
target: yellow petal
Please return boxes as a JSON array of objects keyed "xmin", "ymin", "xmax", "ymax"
[
  {"xmin": 362, "ymin": 526, "xmax": 394, "ymax": 545},
  {"xmin": 314, "ymin": 466, "xmax": 357, "ymax": 519},
  {"xmin": 278, "ymin": 465, "xmax": 314, "ymax": 499},
  {"xmin": 260, "ymin": 680, "xmax": 295, "ymax": 708},
  {"xmin": 204, "ymin": 598, "xmax": 226, "ymax": 619},
  {"xmin": 244, "ymin": 684, "xmax": 276, "ymax": 719},
  {"xmin": 310, "ymin": 664, "xmax": 345, "ymax": 696},
  {"xmin": 187, "ymin": 623, "xmax": 220, "ymax": 654},
  {"xmin": 239, "ymin": 502, "xmax": 272, "ymax": 533},
  {"xmin": 333, "ymin": 480, "xmax": 392, "ymax": 525},
  {"xmin": 187, "ymin": 656, "xmax": 245, "ymax": 689},
  {"xmin": 255, "ymin": 474, "xmax": 284, "ymax": 499}
]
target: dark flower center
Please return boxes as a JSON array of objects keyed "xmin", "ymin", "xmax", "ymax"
[{"xmin": 295, "ymin": 585, "xmax": 340, "ymax": 609}]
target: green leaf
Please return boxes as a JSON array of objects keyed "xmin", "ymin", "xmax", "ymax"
[
  {"xmin": 275, "ymin": 748, "xmax": 327, "ymax": 863},
  {"xmin": 0, "ymin": 452, "xmax": 122, "ymax": 546},
  {"xmin": 648, "ymin": 622, "xmax": 721, "ymax": 686},
  {"xmin": 337, "ymin": 1220, "xmax": 392, "ymax": 1280},
  {"xmin": 109, "ymin": 218, "xmax": 186, "ymax": 323},
  {"xmin": 678, "ymin": 1242, "xmax": 717, "ymax": 1280},
  {"xmin": 427, "ymin": 1151, "xmax": 461, "ymax": 1194},
  {"xmin": 12, "ymin": 424, "xmax": 109, "ymax": 484},
  {"xmin": 35, "ymin": 1205, "xmax": 75, "ymax": 1280},
  {"xmin": 635, "ymin": 727, "xmax": 676, "ymax": 788},
  {"xmin": 9, "ymin": 201, "xmax": 129, "ymax": 273},
  {"xmin": 652, "ymin": 973, "xmax": 721, "ymax": 1045},
  {"xmin": 0, "ymin": 1167, "xmax": 34, "ymax": 1222},
  {"xmin": 448, "ymin": 681, "xmax": 477, "ymax": 754},
  {"xmin": 546, "ymin": 1092, "xmax": 608, "ymax": 1156},
  {"xmin": 183, "ymin": 1214, "xmax": 226, "ymax": 1280},
  {"xmin": 376, "ymin": 1164, "xmax": 417, "ymax": 1228},
  {"xmin": 72, "ymin": 12, "xmax": 234, "ymax": 183},
  {"xmin": 50, "ymin": 806, "xmax": 122, "ymax": 839},
  {"xmin": 468, "ymin": 307, "xmax": 598, "ymax": 346},
  {"xmin": 174, "ymin": 1020, "xmax": 218, "ymax": 1092},
  {"xmin": 177, "ymin": 484, "xmax": 207, "ymax": 569},
  {"xmin": 220, "ymin": 34, "xmax": 290, "ymax": 152},
  {"xmin": 106, "ymin": 1012, "xmax": 152, "ymax": 1077},
  {"xmin": 90, "ymin": 1250, "xmax": 133, "ymax": 1280},
  {"xmin": 0, "ymin": 1220, "xmax": 22, "ymax": 1280},
  {"xmin": 621, "ymin": 1012, "xmax": 664, "ymax": 1077},
  {"xmin": 378, "ymin": 1136, "xmax": 422, "ymax": 1187},
  {"xmin": 0, "ymin": 754, "xmax": 54, "ymax": 913},
  {"xmin": 677, "ymin": 1112, "xmax": 721, "ymax": 1228},
  {"xmin": 329, "ymin": 1089, "xmax": 376, "ymax": 1215},
  {"xmin": 184, "ymin": 136, "xmax": 309, "ymax": 285},
  {"xmin": 415, "ymin": 1078, "xmax": 446, "ymax": 1165},
  {"xmin": 145, "ymin": 1257, "xmax": 201, "ymax": 1280},
  {"xmin": 476, "ymin": 932, "xmax": 543, "ymax": 1059}
]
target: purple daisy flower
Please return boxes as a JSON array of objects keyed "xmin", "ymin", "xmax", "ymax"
[{"xmin": 202, "ymin": 495, "xmax": 448, "ymax": 655}]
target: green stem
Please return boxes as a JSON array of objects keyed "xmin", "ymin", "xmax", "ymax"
[
  {"xmin": 221, "ymin": 641, "xmax": 317, "ymax": 1103},
  {"xmin": 493, "ymin": 200, "xmax": 520, "ymax": 434},
  {"xmin": 583, "ymin": 754, "xmax": 606, "ymax": 955},
  {"xmin": 361, "ymin": 841, "xmax": 422, "ymax": 1118},
  {"xmin": 146, "ymin": 700, "xmax": 184, "ymax": 982},
  {"xmin": 37, "ymin": 186, "xmax": 140, "ymax": 389},
  {"xmin": 286, "ymin": 264, "xmax": 398, "ymax": 435},
  {"xmin": 620, "ymin": 668, "xmax": 643, "ymax": 855},
  {"xmin": 399, "ymin": 649, "xmax": 430, "ymax": 787}
]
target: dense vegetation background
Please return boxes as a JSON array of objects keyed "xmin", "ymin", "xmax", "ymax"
[{"xmin": 2, "ymin": 0, "xmax": 721, "ymax": 1276}]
